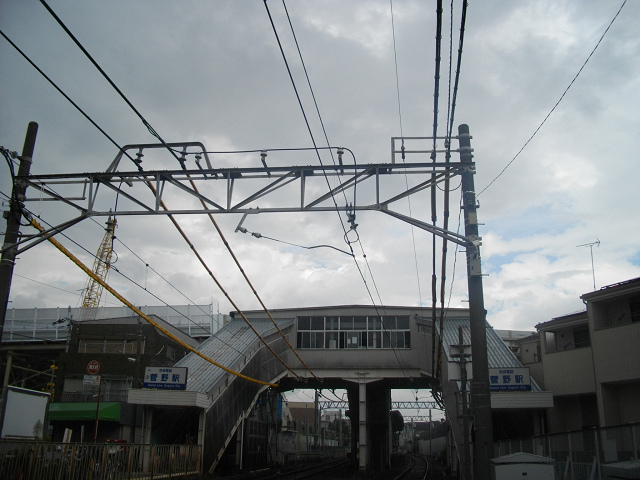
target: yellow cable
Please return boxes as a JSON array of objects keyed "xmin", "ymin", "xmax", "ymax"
[
  {"xmin": 141, "ymin": 179, "xmax": 302, "ymax": 380},
  {"xmin": 30, "ymin": 217, "xmax": 278, "ymax": 388},
  {"xmin": 184, "ymin": 174, "xmax": 320, "ymax": 381}
]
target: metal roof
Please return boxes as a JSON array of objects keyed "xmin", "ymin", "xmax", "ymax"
[
  {"xmin": 175, "ymin": 318, "xmax": 294, "ymax": 394},
  {"xmin": 581, "ymin": 276, "xmax": 640, "ymax": 301},
  {"xmin": 74, "ymin": 314, "xmax": 200, "ymax": 348},
  {"xmin": 439, "ymin": 317, "xmax": 541, "ymax": 391}
]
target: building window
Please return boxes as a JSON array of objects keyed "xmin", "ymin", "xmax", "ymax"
[
  {"xmin": 296, "ymin": 315, "xmax": 411, "ymax": 350},
  {"xmin": 166, "ymin": 345, "xmax": 176, "ymax": 361},
  {"xmin": 574, "ymin": 328, "xmax": 591, "ymax": 348},
  {"xmin": 630, "ymin": 300, "xmax": 640, "ymax": 323},
  {"xmin": 78, "ymin": 338, "xmax": 144, "ymax": 354}
]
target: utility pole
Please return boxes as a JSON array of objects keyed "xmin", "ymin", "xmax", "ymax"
[
  {"xmin": 458, "ymin": 124, "xmax": 493, "ymax": 479},
  {"xmin": 451, "ymin": 325, "xmax": 472, "ymax": 480},
  {"xmin": 314, "ymin": 389, "xmax": 319, "ymax": 451},
  {"xmin": 0, "ymin": 122, "xmax": 38, "ymax": 338}
]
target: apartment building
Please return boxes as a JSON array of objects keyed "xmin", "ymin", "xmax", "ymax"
[{"xmin": 519, "ymin": 277, "xmax": 640, "ymax": 433}]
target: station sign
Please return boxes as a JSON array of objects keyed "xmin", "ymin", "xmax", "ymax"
[
  {"xmin": 143, "ymin": 367, "xmax": 188, "ymax": 390},
  {"xmin": 489, "ymin": 367, "xmax": 531, "ymax": 391}
]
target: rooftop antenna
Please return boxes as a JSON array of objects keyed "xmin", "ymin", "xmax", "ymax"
[{"xmin": 577, "ymin": 239, "xmax": 600, "ymax": 290}]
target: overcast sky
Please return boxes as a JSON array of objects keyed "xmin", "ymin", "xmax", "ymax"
[{"xmin": 2, "ymin": 0, "xmax": 639, "ymax": 344}]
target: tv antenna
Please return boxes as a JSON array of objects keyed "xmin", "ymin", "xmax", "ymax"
[{"xmin": 577, "ymin": 239, "xmax": 600, "ymax": 291}]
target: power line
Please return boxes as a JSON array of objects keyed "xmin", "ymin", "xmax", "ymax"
[
  {"xmin": 29, "ymin": 216, "xmax": 279, "ymax": 387},
  {"xmin": 478, "ymin": 0, "xmax": 627, "ymax": 197},
  {"xmin": 0, "ymin": 29, "xmax": 136, "ymax": 166},
  {"xmin": 34, "ymin": 1, "xmax": 314, "ymax": 380},
  {"xmin": 83, "ymin": 215, "xmax": 220, "ymax": 330},
  {"xmin": 263, "ymin": 0, "xmax": 353, "ymax": 239},
  {"xmin": 237, "ymin": 226, "xmax": 354, "ymax": 257},
  {"xmin": 20, "ymin": 209, "xmax": 271, "ymax": 375},
  {"xmin": 22, "ymin": 210, "xmax": 275, "ymax": 378},
  {"xmin": 38, "ymin": 0, "xmax": 183, "ymax": 166},
  {"xmin": 264, "ymin": 2, "xmax": 400, "ymax": 357},
  {"xmin": 281, "ymin": 1, "xmax": 345, "ymax": 193},
  {"xmin": 112, "ymin": 237, "xmax": 220, "ymax": 328},
  {"xmin": 433, "ymin": 0, "xmax": 468, "ymax": 388},
  {"xmin": 389, "ymin": 0, "xmax": 424, "ymax": 307},
  {"xmin": 13, "ymin": 273, "xmax": 84, "ymax": 299},
  {"xmin": 445, "ymin": 0, "xmax": 468, "ymax": 143}
]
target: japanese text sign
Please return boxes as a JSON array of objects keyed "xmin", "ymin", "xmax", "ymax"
[
  {"xmin": 489, "ymin": 367, "xmax": 531, "ymax": 391},
  {"xmin": 143, "ymin": 367, "xmax": 188, "ymax": 390}
]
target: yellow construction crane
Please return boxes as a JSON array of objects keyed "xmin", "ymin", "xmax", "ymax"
[{"xmin": 80, "ymin": 216, "xmax": 116, "ymax": 320}]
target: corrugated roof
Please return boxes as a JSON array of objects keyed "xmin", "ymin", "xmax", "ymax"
[
  {"xmin": 439, "ymin": 317, "xmax": 541, "ymax": 391},
  {"xmin": 175, "ymin": 318, "xmax": 294, "ymax": 394}
]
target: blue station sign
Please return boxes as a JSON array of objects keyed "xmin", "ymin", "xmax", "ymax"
[
  {"xmin": 489, "ymin": 367, "xmax": 531, "ymax": 391},
  {"xmin": 143, "ymin": 366, "xmax": 188, "ymax": 390}
]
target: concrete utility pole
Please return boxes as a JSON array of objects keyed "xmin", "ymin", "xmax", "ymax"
[
  {"xmin": 0, "ymin": 122, "xmax": 38, "ymax": 338},
  {"xmin": 458, "ymin": 124, "xmax": 493, "ymax": 479},
  {"xmin": 314, "ymin": 389, "xmax": 319, "ymax": 450}
]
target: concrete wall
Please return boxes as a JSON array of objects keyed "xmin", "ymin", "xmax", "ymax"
[
  {"xmin": 592, "ymin": 323, "xmax": 640, "ymax": 384},
  {"xmin": 542, "ymin": 347, "xmax": 596, "ymax": 396},
  {"xmin": 519, "ymin": 338, "xmax": 544, "ymax": 389}
]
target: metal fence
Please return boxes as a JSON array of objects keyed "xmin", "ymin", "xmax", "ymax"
[
  {"xmin": 493, "ymin": 422, "xmax": 640, "ymax": 480},
  {"xmin": 0, "ymin": 441, "xmax": 201, "ymax": 480},
  {"xmin": 1, "ymin": 305, "xmax": 222, "ymax": 343}
]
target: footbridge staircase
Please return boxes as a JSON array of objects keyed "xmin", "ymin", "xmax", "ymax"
[{"xmin": 128, "ymin": 305, "xmax": 551, "ymax": 474}]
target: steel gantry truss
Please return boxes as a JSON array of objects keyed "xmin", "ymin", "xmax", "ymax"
[
  {"xmin": 7, "ymin": 139, "xmax": 474, "ymax": 256},
  {"xmin": 318, "ymin": 401, "xmax": 442, "ymax": 410},
  {"xmin": 3, "ymin": 126, "xmax": 493, "ymax": 479}
]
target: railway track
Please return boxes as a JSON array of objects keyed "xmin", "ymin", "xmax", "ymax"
[
  {"xmin": 226, "ymin": 453, "xmax": 438, "ymax": 480},
  {"xmin": 393, "ymin": 454, "xmax": 429, "ymax": 480}
]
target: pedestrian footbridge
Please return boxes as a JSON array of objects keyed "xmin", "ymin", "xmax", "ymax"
[{"xmin": 128, "ymin": 305, "xmax": 552, "ymax": 474}]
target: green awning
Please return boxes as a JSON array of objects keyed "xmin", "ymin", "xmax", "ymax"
[{"xmin": 48, "ymin": 402, "xmax": 121, "ymax": 422}]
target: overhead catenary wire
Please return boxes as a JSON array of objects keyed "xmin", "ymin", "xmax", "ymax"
[
  {"xmin": 238, "ymin": 227, "xmax": 354, "ymax": 257},
  {"xmin": 2, "ymin": 26, "xmax": 297, "ymax": 380},
  {"xmin": 23, "ymin": 209, "xmax": 264, "ymax": 361},
  {"xmin": 44, "ymin": 214, "xmax": 268, "ymax": 369},
  {"xmin": 273, "ymin": 1, "xmax": 429, "ymax": 379},
  {"xmin": 131, "ymin": 178, "xmax": 306, "ymax": 381},
  {"xmin": 266, "ymin": 1, "xmax": 412, "ymax": 377},
  {"xmin": 85, "ymin": 215, "xmax": 222, "ymax": 331},
  {"xmin": 18, "ymin": 0, "xmax": 410, "ymax": 382},
  {"xmin": 12, "ymin": 273, "xmax": 97, "ymax": 301},
  {"xmin": 37, "ymin": 0, "xmax": 184, "ymax": 167},
  {"xmin": 32, "ymin": 1, "xmax": 313, "ymax": 380},
  {"xmin": 112, "ymin": 236, "xmax": 222, "ymax": 330},
  {"xmin": 28, "ymin": 217, "xmax": 279, "ymax": 387},
  {"xmin": 281, "ymin": 0, "xmax": 349, "ymax": 205},
  {"xmin": 389, "ymin": 0, "xmax": 424, "ymax": 307},
  {"xmin": 264, "ymin": 1, "xmax": 393, "ymax": 315},
  {"xmin": 0, "ymin": 28, "xmax": 139, "ymax": 168},
  {"xmin": 173, "ymin": 166, "xmax": 321, "ymax": 381},
  {"xmin": 1, "ymin": 25, "xmax": 327, "ymax": 371}
]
